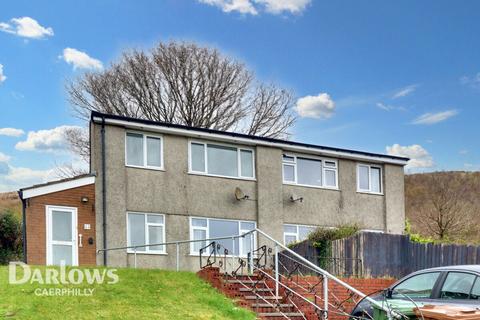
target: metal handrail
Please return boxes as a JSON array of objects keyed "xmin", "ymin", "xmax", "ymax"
[
  {"xmin": 254, "ymin": 228, "xmax": 401, "ymax": 320},
  {"xmin": 97, "ymin": 230, "xmax": 255, "ymax": 269}
]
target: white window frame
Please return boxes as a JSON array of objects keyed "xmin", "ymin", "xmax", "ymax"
[
  {"xmin": 188, "ymin": 140, "xmax": 255, "ymax": 180},
  {"xmin": 282, "ymin": 153, "xmax": 338, "ymax": 190},
  {"xmin": 125, "ymin": 131, "xmax": 164, "ymax": 170},
  {"xmin": 126, "ymin": 212, "xmax": 166, "ymax": 255},
  {"xmin": 357, "ymin": 163, "xmax": 383, "ymax": 195},
  {"xmin": 189, "ymin": 216, "xmax": 256, "ymax": 257},
  {"xmin": 283, "ymin": 223, "xmax": 318, "ymax": 245}
]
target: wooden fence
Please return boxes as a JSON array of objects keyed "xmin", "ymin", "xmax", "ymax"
[{"xmin": 289, "ymin": 232, "xmax": 480, "ymax": 279}]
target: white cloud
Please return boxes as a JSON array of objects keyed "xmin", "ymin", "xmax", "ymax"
[
  {"xmin": 0, "ymin": 17, "xmax": 53, "ymax": 39},
  {"xmin": 198, "ymin": 0, "xmax": 311, "ymax": 15},
  {"xmin": 460, "ymin": 73, "xmax": 480, "ymax": 89},
  {"xmin": 198, "ymin": 0, "xmax": 258, "ymax": 14},
  {"xmin": 15, "ymin": 125, "xmax": 81, "ymax": 153},
  {"xmin": 0, "ymin": 127, "xmax": 25, "ymax": 137},
  {"xmin": 0, "ymin": 152, "xmax": 11, "ymax": 163},
  {"xmin": 255, "ymin": 0, "xmax": 311, "ymax": 14},
  {"xmin": 392, "ymin": 84, "xmax": 418, "ymax": 99},
  {"xmin": 0, "ymin": 64, "xmax": 6, "ymax": 84},
  {"xmin": 295, "ymin": 93, "xmax": 335, "ymax": 119},
  {"xmin": 61, "ymin": 48, "xmax": 103, "ymax": 70},
  {"xmin": 376, "ymin": 102, "xmax": 406, "ymax": 112},
  {"xmin": 386, "ymin": 144, "xmax": 434, "ymax": 169},
  {"xmin": 411, "ymin": 109, "xmax": 458, "ymax": 125}
]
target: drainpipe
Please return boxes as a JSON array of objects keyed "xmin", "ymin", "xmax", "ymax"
[
  {"xmin": 18, "ymin": 191, "xmax": 27, "ymax": 264},
  {"xmin": 101, "ymin": 117, "xmax": 107, "ymax": 266}
]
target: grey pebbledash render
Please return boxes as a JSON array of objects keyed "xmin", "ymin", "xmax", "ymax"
[{"xmin": 90, "ymin": 111, "xmax": 409, "ymax": 269}]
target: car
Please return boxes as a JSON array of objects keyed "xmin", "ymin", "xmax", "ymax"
[{"xmin": 350, "ymin": 265, "xmax": 480, "ymax": 319}]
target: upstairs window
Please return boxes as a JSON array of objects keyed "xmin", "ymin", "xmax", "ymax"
[
  {"xmin": 126, "ymin": 132, "xmax": 163, "ymax": 169},
  {"xmin": 357, "ymin": 164, "xmax": 382, "ymax": 194},
  {"xmin": 282, "ymin": 154, "xmax": 338, "ymax": 188},
  {"xmin": 189, "ymin": 141, "xmax": 255, "ymax": 179}
]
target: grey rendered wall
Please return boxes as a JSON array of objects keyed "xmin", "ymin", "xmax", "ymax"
[{"xmin": 92, "ymin": 122, "xmax": 405, "ymax": 269}]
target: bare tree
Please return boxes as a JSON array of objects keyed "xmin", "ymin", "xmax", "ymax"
[
  {"xmin": 407, "ymin": 172, "xmax": 476, "ymax": 240},
  {"xmin": 67, "ymin": 41, "xmax": 295, "ymax": 139}
]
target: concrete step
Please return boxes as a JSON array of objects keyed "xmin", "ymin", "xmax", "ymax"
[
  {"xmin": 251, "ymin": 303, "xmax": 294, "ymax": 308},
  {"xmin": 226, "ymin": 279, "xmax": 263, "ymax": 284},
  {"xmin": 258, "ymin": 312, "xmax": 304, "ymax": 317},
  {"xmin": 239, "ymin": 288, "xmax": 273, "ymax": 292},
  {"xmin": 245, "ymin": 295, "xmax": 282, "ymax": 300}
]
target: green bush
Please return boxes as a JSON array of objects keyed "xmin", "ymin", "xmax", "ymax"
[
  {"xmin": 0, "ymin": 210, "xmax": 23, "ymax": 264},
  {"xmin": 404, "ymin": 218, "xmax": 435, "ymax": 244},
  {"xmin": 308, "ymin": 224, "xmax": 359, "ymax": 269}
]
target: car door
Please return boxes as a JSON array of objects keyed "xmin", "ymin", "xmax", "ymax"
[
  {"xmin": 390, "ymin": 271, "xmax": 442, "ymax": 305},
  {"xmin": 433, "ymin": 271, "xmax": 480, "ymax": 307}
]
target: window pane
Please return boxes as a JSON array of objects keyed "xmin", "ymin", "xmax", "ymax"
[
  {"xmin": 283, "ymin": 155, "xmax": 295, "ymax": 162},
  {"xmin": 297, "ymin": 158, "xmax": 322, "ymax": 186},
  {"xmin": 358, "ymin": 165, "xmax": 369, "ymax": 190},
  {"xmin": 324, "ymin": 169, "xmax": 336, "ymax": 187},
  {"xmin": 193, "ymin": 229, "xmax": 207, "ymax": 253},
  {"xmin": 325, "ymin": 161, "xmax": 336, "ymax": 168},
  {"xmin": 240, "ymin": 150, "xmax": 253, "ymax": 177},
  {"xmin": 471, "ymin": 278, "xmax": 480, "ymax": 299},
  {"xmin": 284, "ymin": 225, "xmax": 297, "ymax": 234},
  {"xmin": 209, "ymin": 219, "xmax": 239, "ymax": 255},
  {"xmin": 440, "ymin": 272, "xmax": 476, "ymax": 300},
  {"xmin": 148, "ymin": 225, "xmax": 164, "ymax": 252},
  {"xmin": 370, "ymin": 167, "xmax": 381, "ymax": 193},
  {"xmin": 241, "ymin": 232, "xmax": 254, "ymax": 256},
  {"xmin": 191, "ymin": 143, "xmax": 205, "ymax": 172},
  {"xmin": 146, "ymin": 136, "xmax": 161, "ymax": 167},
  {"xmin": 147, "ymin": 214, "xmax": 164, "ymax": 224},
  {"xmin": 283, "ymin": 164, "xmax": 295, "ymax": 182},
  {"xmin": 285, "ymin": 235, "xmax": 297, "ymax": 246},
  {"xmin": 207, "ymin": 144, "xmax": 238, "ymax": 177},
  {"xmin": 52, "ymin": 211, "xmax": 72, "ymax": 241},
  {"xmin": 52, "ymin": 244, "xmax": 73, "ymax": 266},
  {"xmin": 192, "ymin": 218, "xmax": 207, "ymax": 228},
  {"xmin": 299, "ymin": 226, "xmax": 315, "ymax": 241},
  {"xmin": 128, "ymin": 213, "xmax": 146, "ymax": 252},
  {"xmin": 393, "ymin": 272, "xmax": 440, "ymax": 299},
  {"xmin": 240, "ymin": 222, "xmax": 255, "ymax": 231},
  {"xmin": 126, "ymin": 133, "xmax": 144, "ymax": 166}
]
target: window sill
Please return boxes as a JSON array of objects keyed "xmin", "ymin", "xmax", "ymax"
[
  {"xmin": 127, "ymin": 251, "xmax": 168, "ymax": 256},
  {"xmin": 126, "ymin": 164, "xmax": 165, "ymax": 172},
  {"xmin": 187, "ymin": 171, "xmax": 256, "ymax": 182},
  {"xmin": 283, "ymin": 182, "xmax": 340, "ymax": 191},
  {"xmin": 356, "ymin": 190, "xmax": 384, "ymax": 196}
]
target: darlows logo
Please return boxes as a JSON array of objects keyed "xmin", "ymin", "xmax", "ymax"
[{"xmin": 9, "ymin": 262, "xmax": 119, "ymax": 296}]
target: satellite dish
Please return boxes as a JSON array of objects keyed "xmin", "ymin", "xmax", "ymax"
[{"xmin": 235, "ymin": 187, "xmax": 249, "ymax": 201}]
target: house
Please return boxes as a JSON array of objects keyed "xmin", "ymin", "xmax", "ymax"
[{"xmin": 19, "ymin": 111, "xmax": 409, "ymax": 268}]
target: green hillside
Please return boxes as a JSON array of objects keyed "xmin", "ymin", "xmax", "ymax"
[{"xmin": 0, "ymin": 266, "xmax": 256, "ymax": 320}]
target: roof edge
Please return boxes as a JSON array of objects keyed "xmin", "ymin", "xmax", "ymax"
[
  {"xmin": 20, "ymin": 174, "xmax": 96, "ymax": 199},
  {"xmin": 90, "ymin": 111, "xmax": 410, "ymax": 164}
]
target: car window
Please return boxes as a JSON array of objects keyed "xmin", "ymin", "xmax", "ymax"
[
  {"xmin": 440, "ymin": 272, "xmax": 476, "ymax": 300},
  {"xmin": 393, "ymin": 272, "xmax": 440, "ymax": 299},
  {"xmin": 471, "ymin": 278, "xmax": 480, "ymax": 300}
]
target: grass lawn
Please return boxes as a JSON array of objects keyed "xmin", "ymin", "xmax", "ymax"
[{"xmin": 0, "ymin": 266, "xmax": 256, "ymax": 320}]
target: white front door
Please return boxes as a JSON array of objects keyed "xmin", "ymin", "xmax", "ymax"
[{"xmin": 46, "ymin": 206, "xmax": 78, "ymax": 266}]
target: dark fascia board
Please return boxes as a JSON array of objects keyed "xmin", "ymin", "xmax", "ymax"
[{"xmin": 90, "ymin": 111, "xmax": 410, "ymax": 164}]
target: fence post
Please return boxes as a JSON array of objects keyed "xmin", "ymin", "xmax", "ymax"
[
  {"xmin": 323, "ymin": 275, "xmax": 328, "ymax": 319},
  {"xmin": 176, "ymin": 242, "xmax": 180, "ymax": 271},
  {"xmin": 134, "ymin": 247, "xmax": 137, "ymax": 269},
  {"xmin": 275, "ymin": 244, "xmax": 279, "ymax": 297}
]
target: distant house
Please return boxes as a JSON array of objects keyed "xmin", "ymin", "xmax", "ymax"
[{"xmin": 19, "ymin": 111, "xmax": 408, "ymax": 268}]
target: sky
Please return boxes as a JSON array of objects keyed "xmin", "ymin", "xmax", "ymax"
[{"xmin": 0, "ymin": 0, "xmax": 479, "ymax": 192}]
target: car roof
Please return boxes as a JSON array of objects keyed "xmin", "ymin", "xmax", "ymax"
[{"xmin": 413, "ymin": 265, "xmax": 480, "ymax": 274}]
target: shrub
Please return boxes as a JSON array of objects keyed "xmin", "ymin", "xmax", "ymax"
[
  {"xmin": 307, "ymin": 224, "xmax": 359, "ymax": 269},
  {"xmin": 0, "ymin": 209, "xmax": 23, "ymax": 264}
]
